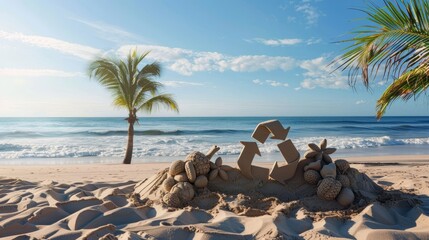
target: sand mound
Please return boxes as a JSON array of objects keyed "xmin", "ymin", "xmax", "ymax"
[{"xmin": 0, "ymin": 162, "xmax": 427, "ymax": 239}]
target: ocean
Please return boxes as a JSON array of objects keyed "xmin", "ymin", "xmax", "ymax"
[{"xmin": 0, "ymin": 116, "xmax": 428, "ymax": 164}]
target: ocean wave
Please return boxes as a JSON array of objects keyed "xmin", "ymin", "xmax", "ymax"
[
  {"xmin": 0, "ymin": 129, "xmax": 251, "ymax": 138},
  {"xmin": 0, "ymin": 136, "xmax": 428, "ymax": 159}
]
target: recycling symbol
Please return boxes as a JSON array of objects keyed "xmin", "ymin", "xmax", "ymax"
[{"xmin": 237, "ymin": 120, "xmax": 301, "ymax": 184}]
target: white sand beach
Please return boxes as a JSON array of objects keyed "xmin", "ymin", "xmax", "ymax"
[{"xmin": 0, "ymin": 154, "xmax": 428, "ymax": 239}]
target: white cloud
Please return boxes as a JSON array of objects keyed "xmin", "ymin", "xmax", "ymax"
[
  {"xmin": 253, "ymin": 79, "xmax": 264, "ymax": 85},
  {"xmin": 162, "ymin": 81, "xmax": 203, "ymax": 87},
  {"xmin": 306, "ymin": 38, "xmax": 322, "ymax": 45},
  {"xmin": 356, "ymin": 100, "xmax": 366, "ymax": 105},
  {"xmin": 299, "ymin": 57, "xmax": 348, "ymax": 89},
  {"xmin": 0, "ymin": 68, "xmax": 84, "ymax": 78},
  {"xmin": 73, "ymin": 19, "xmax": 137, "ymax": 41},
  {"xmin": 295, "ymin": 3, "xmax": 321, "ymax": 25},
  {"xmin": 253, "ymin": 38, "xmax": 302, "ymax": 46},
  {"xmin": 118, "ymin": 45, "xmax": 297, "ymax": 76},
  {"xmin": 0, "ymin": 31, "xmax": 101, "ymax": 60},
  {"xmin": 252, "ymin": 79, "xmax": 288, "ymax": 87}
]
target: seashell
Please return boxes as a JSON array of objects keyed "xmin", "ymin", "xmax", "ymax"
[
  {"xmin": 304, "ymin": 170, "xmax": 321, "ymax": 185},
  {"xmin": 170, "ymin": 182, "xmax": 195, "ymax": 202},
  {"xmin": 185, "ymin": 161, "xmax": 196, "ymax": 183},
  {"xmin": 163, "ymin": 192, "xmax": 181, "ymax": 207},
  {"xmin": 324, "ymin": 148, "xmax": 336, "ymax": 154},
  {"xmin": 304, "ymin": 150, "xmax": 318, "ymax": 159},
  {"xmin": 194, "ymin": 175, "xmax": 208, "ymax": 188},
  {"xmin": 162, "ymin": 176, "xmax": 176, "ymax": 192},
  {"xmin": 304, "ymin": 160, "xmax": 322, "ymax": 171},
  {"xmin": 316, "ymin": 152, "xmax": 323, "ymax": 161},
  {"xmin": 218, "ymin": 169, "xmax": 228, "ymax": 181},
  {"xmin": 319, "ymin": 139, "xmax": 327, "ymax": 150},
  {"xmin": 317, "ymin": 178, "xmax": 342, "ymax": 200},
  {"xmin": 210, "ymin": 162, "xmax": 217, "ymax": 170},
  {"xmin": 320, "ymin": 163, "xmax": 336, "ymax": 179},
  {"xmin": 335, "ymin": 159, "xmax": 350, "ymax": 173},
  {"xmin": 174, "ymin": 172, "xmax": 189, "ymax": 182},
  {"xmin": 169, "ymin": 160, "xmax": 185, "ymax": 176},
  {"xmin": 308, "ymin": 143, "xmax": 321, "ymax": 152},
  {"xmin": 209, "ymin": 169, "xmax": 219, "ymax": 181},
  {"xmin": 336, "ymin": 187, "xmax": 354, "ymax": 206},
  {"xmin": 186, "ymin": 151, "xmax": 211, "ymax": 176},
  {"xmin": 215, "ymin": 157, "xmax": 222, "ymax": 167},
  {"xmin": 221, "ymin": 165, "xmax": 234, "ymax": 171},
  {"xmin": 337, "ymin": 175, "xmax": 350, "ymax": 188},
  {"xmin": 322, "ymin": 152, "xmax": 332, "ymax": 163}
]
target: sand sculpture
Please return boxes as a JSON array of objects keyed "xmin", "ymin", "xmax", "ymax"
[{"xmin": 134, "ymin": 119, "xmax": 383, "ymax": 212}]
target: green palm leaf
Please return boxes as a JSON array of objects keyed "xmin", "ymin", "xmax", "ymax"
[
  {"xmin": 336, "ymin": 0, "xmax": 429, "ymax": 118},
  {"xmin": 88, "ymin": 49, "xmax": 179, "ymax": 164}
]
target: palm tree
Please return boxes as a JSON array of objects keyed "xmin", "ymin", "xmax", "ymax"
[
  {"xmin": 336, "ymin": 0, "xmax": 429, "ymax": 119},
  {"xmin": 88, "ymin": 50, "xmax": 179, "ymax": 164}
]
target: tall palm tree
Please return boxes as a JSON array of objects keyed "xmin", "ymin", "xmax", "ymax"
[
  {"xmin": 88, "ymin": 50, "xmax": 179, "ymax": 164},
  {"xmin": 336, "ymin": 0, "xmax": 429, "ymax": 119}
]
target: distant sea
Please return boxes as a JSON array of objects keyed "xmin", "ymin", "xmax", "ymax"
[{"xmin": 0, "ymin": 117, "xmax": 429, "ymax": 164}]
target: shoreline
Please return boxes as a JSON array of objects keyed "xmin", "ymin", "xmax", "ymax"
[{"xmin": 0, "ymin": 154, "xmax": 427, "ymax": 184}]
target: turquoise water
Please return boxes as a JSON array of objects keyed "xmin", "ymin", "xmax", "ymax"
[{"xmin": 0, "ymin": 116, "xmax": 428, "ymax": 163}]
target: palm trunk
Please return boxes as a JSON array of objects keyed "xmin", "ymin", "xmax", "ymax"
[{"xmin": 123, "ymin": 121, "xmax": 135, "ymax": 164}]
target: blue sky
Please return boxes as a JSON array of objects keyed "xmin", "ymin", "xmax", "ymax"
[{"xmin": 0, "ymin": 0, "xmax": 427, "ymax": 117}]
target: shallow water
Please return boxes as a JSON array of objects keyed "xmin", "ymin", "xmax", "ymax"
[{"xmin": 0, "ymin": 116, "xmax": 428, "ymax": 164}]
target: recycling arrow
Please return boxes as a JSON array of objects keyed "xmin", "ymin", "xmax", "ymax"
[
  {"xmin": 269, "ymin": 161, "xmax": 299, "ymax": 184},
  {"xmin": 236, "ymin": 119, "xmax": 302, "ymax": 183},
  {"xmin": 237, "ymin": 141, "xmax": 261, "ymax": 179},
  {"xmin": 252, "ymin": 120, "xmax": 290, "ymax": 143}
]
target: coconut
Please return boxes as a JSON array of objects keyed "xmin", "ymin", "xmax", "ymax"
[
  {"xmin": 320, "ymin": 163, "xmax": 337, "ymax": 179},
  {"xmin": 170, "ymin": 182, "xmax": 195, "ymax": 202},
  {"xmin": 335, "ymin": 159, "xmax": 350, "ymax": 174},
  {"xmin": 169, "ymin": 160, "xmax": 185, "ymax": 176},
  {"xmin": 194, "ymin": 175, "xmax": 208, "ymax": 188},
  {"xmin": 336, "ymin": 187, "xmax": 354, "ymax": 206}
]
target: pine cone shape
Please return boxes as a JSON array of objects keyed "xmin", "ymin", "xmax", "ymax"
[
  {"xmin": 170, "ymin": 182, "xmax": 195, "ymax": 202},
  {"xmin": 317, "ymin": 178, "xmax": 342, "ymax": 200},
  {"xmin": 337, "ymin": 175, "xmax": 350, "ymax": 188},
  {"xmin": 163, "ymin": 192, "xmax": 182, "ymax": 207},
  {"xmin": 185, "ymin": 151, "xmax": 211, "ymax": 176},
  {"xmin": 335, "ymin": 159, "xmax": 350, "ymax": 174},
  {"xmin": 304, "ymin": 170, "xmax": 321, "ymax": 185}
]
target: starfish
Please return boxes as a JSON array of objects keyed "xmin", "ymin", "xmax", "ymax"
[
  {"xmin": 208, "ymin": 157, "xmax": 232, "ymax": 181},
  {"xmin": 304, "ymin": 139, "xmax": 336, "ymax": 163}
]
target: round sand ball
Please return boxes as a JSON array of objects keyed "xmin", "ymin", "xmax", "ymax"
[
  {"xmin": 185, "ymin": 161, "xmax": 196, "ymax": 183},
  {"xmin": 170, "ymin": 182, "xmax": 195, "ymax": 202},
  {"xmin": 336, "ymin": 187, "xmax": 355, "ymax": 206},
  {"xmin": 163, "ymin": 192, "xmax": 181, "ymax": 208},
  {"xmin": 174, "ymin": 172, "xmax": 189, "ymax": 182},
  {"xmin": 317, "ymin": 178, "xmax": 342, "ymax": 201},
  {"xmin": 162, "ymin": 176, "xmax": 176, "ymax": 192},
  {"xmin": 185, "ymin": 151, "xmax": 210, "ymax": 176},
  {"xmin": 304, "ymin": 170, "xmax": 321, "ymax": 185},
  {"xmin": 194, "ymin": 175, "xmax": 208, "ymax": 188},
  {"xmin": 337, "ymin": 175, "xmax": 350, "ymax": 188},
  {"xmin": 320, "ymin": 163, "xmax": 337, "ymax": 179},
  {"xmin": 335, "ymin": 159, "xmax": 350, "ymax": 174},
  {"xmin": 169, "ymin": 160, "xmax": 185, "ymax": 176}
]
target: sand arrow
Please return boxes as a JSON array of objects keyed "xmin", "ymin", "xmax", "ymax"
[
  {"xmin": 252, "ymin": 120, "xmax": 290, "ymax": 143},
  {"xmin": 237, "ymin": 141, "xmax": 261, "ymax": 179},
  {"xmin": 269, "ymin": 161, "xmax": 299, "ymax": 184}
]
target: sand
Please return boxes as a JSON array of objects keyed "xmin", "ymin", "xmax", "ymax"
[{"xmin": 0, "ymin": 155, "xmax": 428, "ymax": 239}]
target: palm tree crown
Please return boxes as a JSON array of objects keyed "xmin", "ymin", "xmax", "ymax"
[
  {"xmin": 336, "ymin": 0, "xmax": 429, "ymax": 119},
  {"xmin": 88, "ymin": 49, "xmax": 179, "ymax": 164}
]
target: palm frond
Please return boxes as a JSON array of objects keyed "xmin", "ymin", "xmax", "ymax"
[
  {"xmin": 88, "ymin": 49, "xmax": 178, "ymax": 116},
  {"xmin": 138, "ymin": 94, "xmax": 179, "ymax": 113},
  {"xmin": 376, "ymin": 65, "xmax": 429, "ymax": 118}
]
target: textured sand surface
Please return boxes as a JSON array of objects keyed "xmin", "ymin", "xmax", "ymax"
[{"xmin": 0, "ymin": 155, "xmax": 428, "ymax": 239}]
